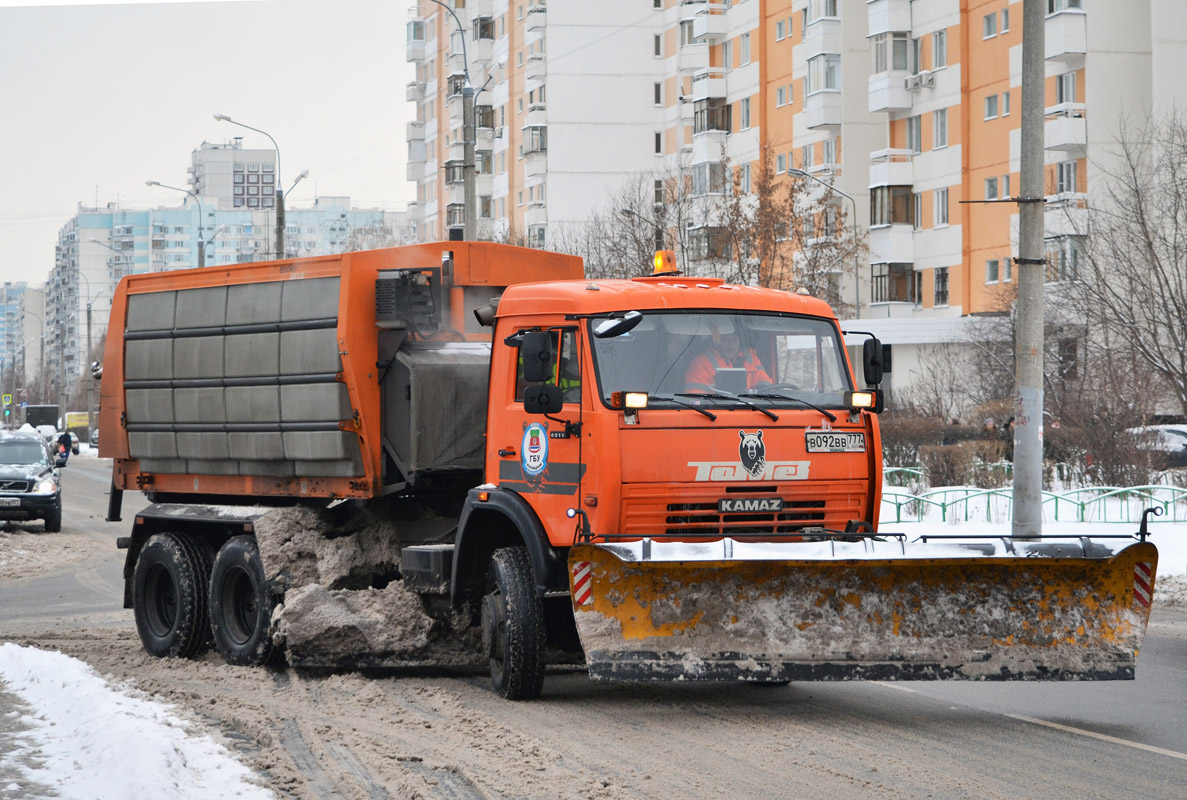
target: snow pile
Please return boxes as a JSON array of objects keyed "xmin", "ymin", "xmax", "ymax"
[
  {"xmin": 0, "ymin": 643, "xmax": 273, "ymax": 800},
  {"xmin": 1153, "ymin": 574, "xmax": 1187, "ymax": 607}
]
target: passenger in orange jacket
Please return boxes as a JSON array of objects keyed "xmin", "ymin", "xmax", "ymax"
[{"xmin": 684, "ymin": 332, "xmax": 772, "ymax": 392}]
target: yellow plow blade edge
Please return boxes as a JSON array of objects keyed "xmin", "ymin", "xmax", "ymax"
[{"xmin": 568, "ymin": 541, "xmax": 1158, "ymax": 682}]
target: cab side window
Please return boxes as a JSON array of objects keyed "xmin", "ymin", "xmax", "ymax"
[{"xmin": 514, "ymin": 329, "xmax": 580, "ymax": 402}]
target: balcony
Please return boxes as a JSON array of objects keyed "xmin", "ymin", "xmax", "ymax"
[
  {"xmin": 868, "ymin": 71, "xmax": 913, "ymax": 112},
  {"xmin": 691, "ymin": 130, "xmax": 728, "ymax": 164},
  {"xmin": 690, "ymin": 68, "xmax": 726, "ymax": 101},
  {"xmin": 471, "ymin": 38, "xmax": 493, "ymax": 64},
  {"xmin": 406, "ymin": 121, "xmax": 426, "ymax": 141},
  {"xmin": 1045, "ymin": 103, "xmax": 1087, "ymax": 156},
  {"xmin": 526, "ymin": 5, "xmax": 546, "ymax": 33},
  {"xmin": 869, "ymin": 227, "xmax": 915, "ymax": 266},
  {"xmin": 525, "ymin": 150, "xmax": 547, "ymax": 178},
  {"xmin": 1046, "ymin": 9, "xmax": 1086, "ymax": 66},
  {"xmin": 525, "ymin": 53, "xmax": 546, "ymax": 83},
  {"xmin": 801, "ymin": 18, "xmax": 842, "ymax": 60},
  {"xmin": 525, "ymin": 103, "xmax": 547, "ymax": 128},
  {"xmin": 406, "ymin": 38, "xmax": 425, "ymax": 63},
  {"xmin": 866, "ymin": 0, "xmax": 911, "ymax": 36},
  {"xmin": 679, "ymin": 41, "xmax": 709, "ymax": 72},
  {"xmin": 692, "ymin": 7, "xmax": 726, "ymax": 42},
  {"xmin": 406, "ymin": 161, "xmax": 425, "ymax": 182},
  {"xmin": 868, "ymin": 149, "xmax": 914, "ymax": 188},
  {"xmin": 525, "ymin": 204, "xmax": 548, "ymax": 227},
  {"xmin": 802, "ymin": 90, "xmax": 842, "ymax": 129}
]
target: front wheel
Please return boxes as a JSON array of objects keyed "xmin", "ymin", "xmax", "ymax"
[
  {"xmin": 481, "ymin": 547, "xmax": 545, "ymax": 700},
  {"xmin": 43, "ymin": 501, "xmax": 61, "ymax": 533},
  {"xmin": 209, "ymin": 536, "xmax": 281, "ymax": 667},
  {"xmin": 132, "ymin": 532, "xmax": 212, "ymax": 658}
]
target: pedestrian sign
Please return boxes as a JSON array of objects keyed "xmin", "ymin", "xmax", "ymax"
[{"xmin": 1, "ymin": 394, "xmax": 9, "ymax": 405}]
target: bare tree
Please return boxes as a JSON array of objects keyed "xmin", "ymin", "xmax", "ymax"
[{"xmin": 1072, "ymin": 112, "xmax": 1187, "ymax": 417}]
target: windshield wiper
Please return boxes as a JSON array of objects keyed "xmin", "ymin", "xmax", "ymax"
[
  {"xmin": 743, "ymin": 391, "xmax": 837, "ymax": 422},
  {"xmin": 675, "ymin": 391, "xmax": 778, "ymax": 421},
  {"xmin": 646, "ymin": 394, "xmax": 718, "ymax": 420}
]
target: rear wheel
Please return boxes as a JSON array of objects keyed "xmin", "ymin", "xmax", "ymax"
[
  {"xmin": 132, "ymin": 532, "xmax": 212, "ymax": 658},
  {"xmin": 209, "ymin": 535, "xmax": 280, "ymax": 667},
  {"xmin": 481, "ymin": 547, "xmax": 545, "ymax": 700}
]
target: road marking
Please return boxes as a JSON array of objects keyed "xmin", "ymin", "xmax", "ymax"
[{"xmin": 876, "ymin": 682, "xmax": 1187, "ymax": 762}]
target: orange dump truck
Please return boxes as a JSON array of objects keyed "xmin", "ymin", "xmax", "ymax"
[{"xmin": 100, "ymin": 242, "xmax": 1157, "ymax": 699}]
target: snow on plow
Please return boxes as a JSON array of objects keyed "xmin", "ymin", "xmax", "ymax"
[{"xmin": 568, "ymin": 537, "xmax": 1158, "ymax": 682}]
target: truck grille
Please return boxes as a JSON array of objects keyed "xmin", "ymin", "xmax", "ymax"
[
  {"xmin": 621, "ymin": 481, "xmax": 867, "ymax": 538},
  {"xmin": 0, "ymin": 480, "xmax": 31, "ymax": 493}
]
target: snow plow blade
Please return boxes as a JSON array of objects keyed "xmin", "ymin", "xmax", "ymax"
[{"xmin": 568, "ymin": 540, "xmax": 1157, "ymax": 682}]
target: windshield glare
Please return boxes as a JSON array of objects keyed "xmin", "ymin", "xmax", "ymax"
[
  {"xmin": 589, "ymin": 312, "xmax": 852, "ymax": 408},
  {"xmin": 0, "ymin": 441, "xmax": 48, "ymax": 466}
]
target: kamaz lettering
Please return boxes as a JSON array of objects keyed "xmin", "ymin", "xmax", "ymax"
[{"xmin": 718, "ymin": 497, "xmax": 785, "ymax": 513}]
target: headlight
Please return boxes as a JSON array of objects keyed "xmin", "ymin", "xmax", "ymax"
[{"xmin": 34, "ymin": 479, "xmax": 57, "ymax": 495}]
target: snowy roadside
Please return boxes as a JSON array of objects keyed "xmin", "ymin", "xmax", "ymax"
[{"xmin": 0, "ymin": 643, "xmax": 274, "ymax": 800}]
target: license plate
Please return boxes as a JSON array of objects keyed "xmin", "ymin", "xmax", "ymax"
[
  {"xmin": 805, "ymin": 431, "xmax": 866, "ymax": 453},
  {"xmin": 718, "ymin": 497, "xmax": 784, "ymax": 513},
  {"xmin": 0, "ymin": 497, "xmax": 20, "ymax": 507}
]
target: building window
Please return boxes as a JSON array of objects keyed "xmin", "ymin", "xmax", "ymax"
[
  {"xmin": 871, "ymin": 263, "xmax": 914, "ymax": 303},
  {"xmin": 935, "ymin": 187, "xmax": 949, "ymax": 226},
  {"xmin": 985, "ymin": 177, "xmax": 999, "ymax": 200},
  {"xmin": 933, "ymin": 30, "xmax": 947, "ymax": 68},
  {"xmin": 654, "ymin": 179, "xmax": 664, "ymax": 206},
  {"xmin": 654, "ymin": 82, "xmax": 662, "ymax": 105},
  {"xmin": 1002, "ymin": 91, "xmax": 1011, "ymax": 115},
  {"xmin": 740, "ymin": 97, "xmax": 751, "ymax": 129},
  {"xmin": 801, "ymin": 144, "xmax": 814, "ymax": 170},
  {"xmin": 233, "ymin": 174, "xmax": 244, "ymax": 184},
  {"xmin": 524, "ymin": 125, "xmax": 547, "ymax": 153},
  {"xmin": 1048, "ymin": 0, "xmax": 1083, "ymax": 11},
  {"xmin": 913, "ymin": 193, "xmax": 922, "ymax": 230},
  {"xmin": 654, "ymin": 34, "xmax": 662, "ymax": 56},
  {"xmin": 740, "ymin": 32, "xmax": 750, "ymax": 65},
  {"xmin": 1002, "ymin": 174, "xmax": 1011, "ymax": 198},
  {"xmin": 693, "ymin": 98, "xmax": 731, "ymax": 132},
  {"xmin": 722, "ymin": 40, "xmax": 732, "ymax": 71},
  {"xmin": 985, "ymin": 94, "xmax": 999, "ymax": 119},
  {"xmin": 983, "ymin": 12, "xmax": 997, "ymax": 38},
  {"xmin": 986, "ymin": 259, "xmax": 1000, "ymax": 284},
  {"xmin": 776, "ymin": 153, "xmax": 786, "ymax": 173},
  {"xmin": 805, "ymin": 0, "xmax": 837, "ymax": 24},
  {"xmin": 776, "ymin": 86, "xmax": 786, "ymax": 107},
  {"xmin": 1045, "ymin": 235, "xmax": 1084, "ymax": 282},
  {"xmin": 911, "ymin": 36, "xmax": 923, "ymax": 74},
  {"xmin": 807, "ymin": 53, "xmax": 841, "ymax": 93},
  {"xmin": 691, "ymin": 162, "xmax": 726, "ymax": 195},
  {"xmin": 870, "ymin": 186, "xmax": 914, "ymax": 226},
  {"xmin": 871, "ymin": 32, "xmax": 909, "ymax": 73},
  {"xmin": 1001, "ymin": 8, "xmax": 1010, "ymax": 32},
  {"xmin": 822, "ymin": 137, "xmax": 836, "ymax": 166},
  {"xmin": 934, "ymin": 267, "xmax": 949, "ymax": 306},
  {"xmin": 1003, "ymin": 257, "xmax": 1013, "ymax": 282},
  {"xmin": 776, "ymin": 20, "xmax": 785, "ymax": 40},
  {"xmin": 906, "ymin": 115, "xmax": 921, "ymax": 154},
  {"xmin": 1057, "ymin": 160, "xmax": 1078, "ymax": 193},
  {"xmin": 654, "ymin": 131, "xmax": 663, "ymax": 154},
  {"xmin": 739, "ymin": 164, "xmax": 751, "ymax": 194},
  {"xmin": 934, "ymin": 108, "xmax": 948, "ymax": 148},
  {"xmin": 785, "ymin": 83, "xmax": 794, "ymax": 106},
  {"xmin": 1057, "ymin": 71, "xmax": 1076, "ymax": 104},
  {"xmin": 680, "ymin": 19, "xmax": 695, "ymax": 46}
]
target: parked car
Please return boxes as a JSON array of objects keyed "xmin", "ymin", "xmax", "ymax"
[
  {"xmin": 1125, "ymin": 425, "xmax": 1187, "ymax": 468},
  {"xmin": 0, "ymin": 430, "xmax": 63, "ymax": 532},
  {"xmin": 89, "ymin": 428, "xmax": 99, "ymax": 447}
]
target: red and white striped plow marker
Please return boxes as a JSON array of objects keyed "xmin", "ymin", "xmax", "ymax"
[
  {"xmin": 572, "ymin": 561, "xmax": 593, "ymax": 607},
  {"xmin": 1134, "ymin": 561, "xmax": 1153, "ymax": 607}
]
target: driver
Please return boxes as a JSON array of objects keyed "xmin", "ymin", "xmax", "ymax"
[{"xmin": 684, "ymin": 332, "xmax": 772, "ymax": 392}]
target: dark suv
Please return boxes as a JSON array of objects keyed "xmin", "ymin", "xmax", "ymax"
[{"xmin": 0, "ymin": 431, "xmax": 63, "ymax": 532}]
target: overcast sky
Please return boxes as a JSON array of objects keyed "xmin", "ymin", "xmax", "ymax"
[{"xmin": 0, "ymin": 0, "xmax": 417, "ymax": 286}]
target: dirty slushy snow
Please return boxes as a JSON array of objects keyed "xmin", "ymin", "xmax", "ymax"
[{"xmin": 0, "ymin": 643, "xmax": 273, "ymax": 800}]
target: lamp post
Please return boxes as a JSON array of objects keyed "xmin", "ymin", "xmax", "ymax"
[
  {"xmin": 788, "ymin": 168, "xmax": 861, "ymax": 319},
  {"xmin": 214, "ymin": 114, "xmax": 285, "ymax": 258},
  {"xmin": 146, "ymin": 180, "xmax": 205, "ymax": 267},
  {"xmin": 19, "ymin": 309, "xmax": 44, "ymax": 405}
]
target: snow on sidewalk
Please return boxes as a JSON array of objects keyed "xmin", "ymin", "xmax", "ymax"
[{"xmin": 0, "ymin": 643, "xmax": 273, "ymax": 800}]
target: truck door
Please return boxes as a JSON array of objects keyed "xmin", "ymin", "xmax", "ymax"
[{"xmin": 492, "ymin": 326, "xmax": 587, "ymax": 542}]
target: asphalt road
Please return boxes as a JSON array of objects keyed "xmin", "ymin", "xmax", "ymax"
[{"xmin": 4, "ymin": 456, "xmax": 1187, "ymax": 799}]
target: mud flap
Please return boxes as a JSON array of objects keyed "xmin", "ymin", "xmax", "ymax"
[{"xmin": 568, "ymin": 541, "xmax": 1158, "ymax": 682}]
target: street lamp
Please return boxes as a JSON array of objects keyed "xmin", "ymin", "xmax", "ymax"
[
  {"xmin": 788, "ymin": 168, "xmax": 861, "ymax": 319},
  {"xmin": 214, "ymin": 114, "xmax": 286, "ymax": 259},
  {"xmin": 146, "ymin": 180, "xmax": 206, "ymax": 268}
]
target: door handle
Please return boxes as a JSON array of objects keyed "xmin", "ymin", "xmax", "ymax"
[{"xmin": 498, "ymin": 448, "xmax": 516, "ymax": 457}]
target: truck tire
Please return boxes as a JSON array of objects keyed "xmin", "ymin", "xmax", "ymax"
[
  {"xmin": 43, "ymin": 502, "xmax": 62, "ymax": 533},
  {"xmin": 481, "ymin": 547, "xmax": 545, "ymax": 700},
  {"xmin": 133, "ymin": 532, "xmax": 213, "ymax": 658},
  {"xmin": 209, "ymin": 536, "xmax": 280, "ymax": 667}
]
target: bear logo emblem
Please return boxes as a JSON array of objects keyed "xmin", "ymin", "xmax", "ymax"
[{"xmin": 738, "ymin": 430, "xmax": 766, "ymax": 478}]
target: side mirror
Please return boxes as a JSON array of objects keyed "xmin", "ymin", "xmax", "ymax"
[
  {"xmin": 863, "ymin": 338, "xmax": 884, "ymax": 387},
  {"xmin": 523, "ymin": 384, "xmax": 563, "ymax": 415},
  {"xmin": 520, "ymin": 331, "xmax": 555, "ymax": 383},
  {"xmin": 55, "ymin": 456, "xmax": 68, "ymax": 468}
]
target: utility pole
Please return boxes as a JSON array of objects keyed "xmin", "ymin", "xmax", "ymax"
[
  {"xmin": 463, "ymin": 83, "xmax": 476, "ymax": 241},
  {"xmin": 1012, "ymin": 0, "xmax": 1046, "ymax": 539}
]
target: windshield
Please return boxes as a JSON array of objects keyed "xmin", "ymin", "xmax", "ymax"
[
  {"xmin": 589, "ymin": 311, "xmax": 852, "ymax": 409},
  {"xmin": 0, "ymin": 441, "xmax": 48, "ymax": 466}
]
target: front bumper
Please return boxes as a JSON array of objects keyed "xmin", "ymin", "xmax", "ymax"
[{"xmin": 0, "ymin": 492, "xmax": 60, "ymax": 520}]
